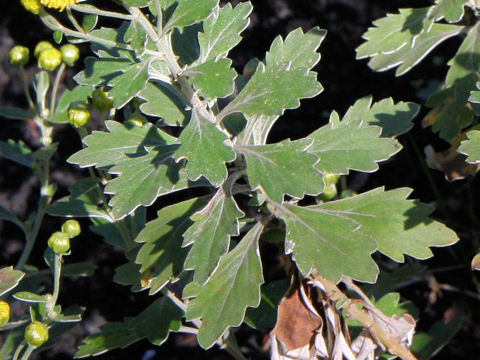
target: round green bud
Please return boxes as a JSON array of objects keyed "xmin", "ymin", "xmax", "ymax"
[
  {"xmin": 323, "ymin": 172, "xmax": 340, "ymax": 185},
  {"xmin": 25, "ymin": 321, "xmax": 49, "ymax": 348},
  {"xmin": 62, "ymin": 219, "xmax": 81, "ymax": 238},
  {"xmin": 38, "ymin": 47, "xmax": 62, "ymax": 71},
  {"xmin": 47, "ymin": 231, "xmax": 70, "ymax": 255},
  {"xmin": 68, "ymin": 104, "xmax": 91, "ymax": 127},
  {"xmin": 318, "ymin": 183, "xmax": 337, "ymax": 202},
  {"xmin": 9, "ymin": 46, "xmax": 30, "ymax": 67},
  {"xmin": 91, "ymin": 87, "xmax": 113, "ymax": 112},
  {"xmin": 21, "ymin": 0, "xmax": 42, "ymax": 14},
  {"xmin": 60, "ymin": 44, "xmax": 79, "ymax": 66},
  {"xmin": 34, "ymin": 41, "xmax": 54, "ymax": 58},
  {"xmin": 0, "ymin": 301, "xmax": 11, "ymax": 326}
]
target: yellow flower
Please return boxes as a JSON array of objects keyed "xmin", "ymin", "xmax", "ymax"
[
  {"xmin": 21, "ymin": 0, "xmax": 42, "ymax": 14},
  {"xmin": 40, "ymin": 0, "xmax": 78, "ymax": 11}
]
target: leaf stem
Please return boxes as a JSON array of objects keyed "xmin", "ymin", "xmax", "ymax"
[
  {"xmin": 71, "ymin": 4, "xmax": 133, "ymax": 20},
  {"xmin": 50, "ymin": 63, "xmax": 66, "ymax": 114},
  {"xmin": 66, "ymin": 8, "xmax": 84, "ymax": 33},
  {"xmin": 19, "ymin": 67, "xmax": 37, "ymax": 114},
  {"xmin": 39, "ymin": 9, "xmax": 131, "ymax": 50},
  {"xmin": 12, "ymin": 343, "xmax": 25, "ymax": 360},
  {"xmin": 153, "ymin": 0, "xmax": 163, "ymax": 36},
  {"xmin": 19, "ymin": 344, "xmax": 35, "ymax": 360}
]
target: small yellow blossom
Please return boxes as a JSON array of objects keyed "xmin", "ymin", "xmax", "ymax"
[
  {"xmin": 40, "ymin": 0, "xmax": 78, "ymax": 11},
  {"xmin": 21, "ymin": 0, "xmax": 42, "ymax": 14}
]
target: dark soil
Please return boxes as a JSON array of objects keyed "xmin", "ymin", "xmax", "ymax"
[{"xmin": 2, "ymin": 0, "xmax": 480, "ymax": 359}]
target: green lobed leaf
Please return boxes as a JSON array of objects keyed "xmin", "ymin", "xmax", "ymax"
[
  {"xmin": 74, "ymin": 56, "xmax": 132, "ymax": 86},
  {"xmin": 357, "ymin": 7, "xmax": 462, "ymax": 76},
  {"xmin": 135, "ymin": 198, "xmax": 208, "ymax": 294},
  {"xmin": 172, "ymin": 24, "xmax": 202, "ymax": 65},
  {"xmin": 108, "ymin": 61, "xmax": 149, "ymax": 109},
  {"xmin": 131, "ymin": 297, "xmax": 183, "ymax": 345},
  {"xmin": 197, "ymin": 2, "xmax": 252, "ymax": 63},
  {"xmin": 68, "ymin": 121, "xmax": 177, "ymax": 168},
  {"xmin": 341, "ymin": 96, "xmax": 420, "ymax": 137},
  {"xmin": 221, "ymin": 62, "xmax": 323, "ymax": 118},
  {"xmin": 138, "ymin": 81, "xmax": 188, "ymax": 126},
  {"xmin": 266, "ymin": 26, "xmax": 326, "ymax": 71},
  {"xmin": 175, "ymin": 109, "xmax": 236, "ymax": 186},
  {"xmin": 308, "ymin": 109, "xmax": 402, "ymax": 175},
  {"xmin": 459, "ymin": 130, "xmax": 480, "ymax": 163},
  {"xmin": 0, "ymin": 267, "xmax": 25, "ymax": 297},
  {"xmin": 277, "ymin": 187, "xmax": 458, "ymax": 283},
  {"xmin": 236, "ymin": 139, "xmax": 324, "ymax": 203},
  {"xmin": 124, "ymin": 19, "xmax": 148, "ymax": 55},
  {"xmin": 185, "ymin": 58, "xmax": 237, "ymax": 99},
  {"xmin": 13, "ymin": 292, "xmax": 50, "ymax": 303},
  {"xmin": 75, "ymin": 319, "xmax": 140, "ymax": 357},
  {"xmin": 91, "ymin": 210, "xmax": 145, "ymax": 250},
  {"xmin": 75, "ymin": 296, "xmax": 182, "ymax": 358},
  {"xmin": 105, "ymin": 145, "xmax": 189, "ymax": 219},
  {"xmin": 0, "ymin": 140, "xmax": 34, "ymax": 168},
  {"xmin": 50, "ymin": 85, "xmax": 93, "ymax": 124},
  {"xmin": 244, "ymin": 280, "xmax": 287, "ymax": 330},
  {"xmin": 47, "ymin": 199, "xmax": 110, "ymax": 221},
  {"xmin": 165, "ymin": 0, "xmax": 219, "ymax": 30},
  {"xmin": 445, "ymin": 23, "xmax": 480, "ymax": 103},
  {"xmin": 428, "ymin": 0, "xmax": 468, "ymax": 23},
  {"xmin": 357, "ymin": 8, "xmax": 433, "ymax": 59},
  {"xmin": 0, "ymin": 107, "xmax": 34, "ymax": 121},
  {"xmin": 183, "ymin": 187, "xmax": 244, "ymax": 284},
  {"xmin": 184, "ymin": 222, "xmax": 264, "ymax": 349},
  {"xmin": 371, "ymin": 23, "xmax": 461, "ymax": 76}
]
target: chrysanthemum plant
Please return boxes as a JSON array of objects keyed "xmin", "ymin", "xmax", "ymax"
[{"xmin": 0, "ymin": 0, "xmax": 463, "ymax": 358}]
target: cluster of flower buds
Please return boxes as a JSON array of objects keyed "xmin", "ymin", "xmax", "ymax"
[{"xmin": 9, "ymin": 40, "xmax": 80, "ymax": 71}]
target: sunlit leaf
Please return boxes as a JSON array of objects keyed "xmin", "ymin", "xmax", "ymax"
[
  {"xmin": 183, "ymin": 187, "xmax": 244, "ymax": 284},
  {"xmin": 276, "ymin": 187, "xmax": 458, "ymax": 283},
  {"xmin": 175, "ymin": 109, "xmax": 236, "ymax": 186},
  {"xmin": 184, "ymin": 222, "xmax": 264, "ymax": 348},
  {"xmin": 236, "ymin": 139, "xmax": 324, "ymax": 203}
]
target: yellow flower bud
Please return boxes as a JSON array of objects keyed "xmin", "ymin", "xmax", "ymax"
[
  {"xmin": 9, "ymin": 46, "xmax": 30, "ymax": 67},
  {"xmin": 21, "ymin": 0, "xmax": 42, "ymax": 14},
  {"xmin": 38, "ymin": 48, "xmax": 62, "ymax": 71},
  {"xmin": 34, "ymin": 41, "xmax": 54, "ymax": 58}
]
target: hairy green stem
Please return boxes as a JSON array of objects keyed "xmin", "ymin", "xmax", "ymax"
[
  {"xmin": 66, "ymin": 8, "xmax": 84, "ymax": 33},
  {"xmin": 19, "ymin": 345, "xmax": 35, "ymax": 360},
  {"xmin": 50, "ymin": 63, "xmax": 66, "ymax": 114},
  {"xmin": 40, "ymin": 9, "xmax": 130, "ymax": 50},
  {"xmin": 12, "ymin": 343, "xmax": 25, "ymax": 360},
  {"xmin": 153, "ymin": 0, "xmax": 163, "ymax": 36},
  {"xmin": 71, "ymin": 4, "xmax": 133, "ymax": 20},
  {"xmin": 19, "ymin": 67, "xmax": 37, "ymax": 114}
]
